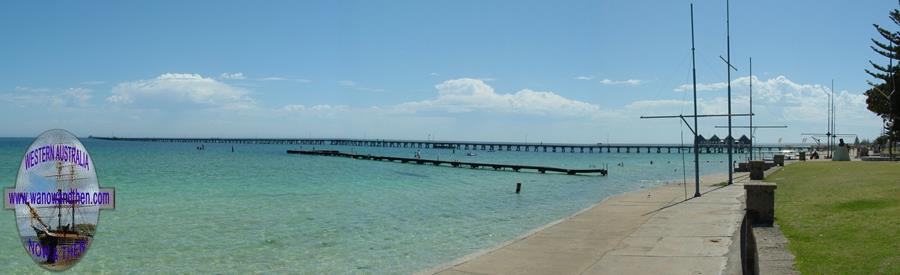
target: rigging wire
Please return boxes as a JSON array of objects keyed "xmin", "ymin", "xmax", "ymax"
[
  {"xmin": 699, "ymin": 54, "xmax": 726, "ymax": 82},
  {"xmin": 649, "ymin": 50, "xmax": 693, "ymax": 103}
]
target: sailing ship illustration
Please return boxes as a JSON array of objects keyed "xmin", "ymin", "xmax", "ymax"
[{"xmin": 23, "ymin": 161, "xmax": 95, "ymax": 266}]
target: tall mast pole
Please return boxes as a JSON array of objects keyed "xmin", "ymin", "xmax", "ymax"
[
  {"xmin": 827, "ymin": 84, "xmax": 831, "ymax": 158},
  {"xmin": 749, "ymin": 57, "xmax": 753, "ymax": 161},
  {"xmin": 691, "ymin": 3, "xmax": 701, "ymax": 197},
  {"xmin": 726, "ymin": 0, "xmax": 734, "ymax": 184},
  {"xmin": 829, "ymin": 80, "xmax": 834, "ymax": 157}
]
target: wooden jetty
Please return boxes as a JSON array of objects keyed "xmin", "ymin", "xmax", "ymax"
[
  {"xmin": 287, "ymin": 150, "xmax": 609, "ymax": 176},
  {"xmin": 89, "ymin": 136, "xmax": 795, "ymax": 155}
]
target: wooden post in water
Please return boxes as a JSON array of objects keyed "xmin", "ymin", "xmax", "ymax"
[{"xmin": 516, "ymin": 182, "xmax": 522, "ymax": 193}]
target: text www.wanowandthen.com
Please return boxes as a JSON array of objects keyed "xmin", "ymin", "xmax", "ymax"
[{"xmin": 8, "ymin": 189, "xmax": 111, "ymax": 206}]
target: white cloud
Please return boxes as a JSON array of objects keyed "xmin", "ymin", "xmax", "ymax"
[
  {"xmin": 339, "ymin": 80, "xmax": 384, "ymax": 92},
  {"xmin": 63, "ymin": 88, "xmax": 93, "ymax": 104},
  {"xmin": 1, "ymin": 73, "xmax": 881, "ymax": 143},
  {"xmin": 281, "ymin": 104, "xmax": 306, "ymax": 112},
  {"xmin": 625, "ymin": 99, "xmax": 690, "ymax": 110},
  {"xmin": 624, "ymin": 97, "xmax": 735, "ymax": 117},
  {"xmin": 281, "ymin": 104, "xmax": 347, "ymax": 112},
  {"xmin": 277, "ymin": 104, "xmax": 350, "ymax": 119},
  {"xmin": 107, "ymin": 73, "xmax": 254, "ymax": 109},
  {"xmin": 574, "ymin": 76, "xmax": 594, "ymax": 80},
  {"xmin": 644, "ymin": 75, "xmax": 879, "ymax": 140},
  {"xmin": 218, "ymin": 73, "xmax": 311, "ymax": 83},
  {"xmin": 2, "ymin": 87, "xmax": 93, "ymax": 108},
  {"xmin": 674, "ymin": 82, "xmax": 728, "ymax": 92},
  {"xmin": 671, "ymin": 75, "xmax": 871, "ymax": 123},
  {"xmin": 219, "ymin": 72, "xmax": 246, "ymax": 80},
  {"xmin": 14, "ymin": 86, "xmax": 50, "ymax": 93},
  {"xmin": 430, "ymin": 72, "xmax": 439, "ymax": 76},
  {"xmin": 599, "ymin": 78, "xmax": 642, "ymax": 86},
  {"xmin": 393, "ymin": 78, "xmax": 603, "ymax": 117},
  {"xmin": 674, "ymin": 75, "xmax": 811, "ymax": 94},
  {"xmin": 80, "ymin": 81, "xmax": 105, "ymax": 85},
  {"xmin": 259, "ymin": 76, "xmax": 310, "ymax": 83}
]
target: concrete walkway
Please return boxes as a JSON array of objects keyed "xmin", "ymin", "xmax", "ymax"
[{"xmin": 430, "ymin": 173, "xmax": 749, "ymax": 275}]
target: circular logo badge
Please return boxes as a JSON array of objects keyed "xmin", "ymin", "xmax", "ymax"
[{"xmin": 11, "ymin": 129, "xmax": 100, "ymax": 271}]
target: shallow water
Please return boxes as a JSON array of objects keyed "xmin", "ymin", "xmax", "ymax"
[{"xmin": 0, "ymin": 138, "xmax": 739, "ymax": 273}]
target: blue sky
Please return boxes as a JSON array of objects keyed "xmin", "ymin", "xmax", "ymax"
[{"xmin": 0, "ymin": 0, "xmax": 894, "ymax": 143}]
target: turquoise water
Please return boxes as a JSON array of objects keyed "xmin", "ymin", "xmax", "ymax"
[{"xmin": 0, "ymin": 138, "xmax": 738, "ymax": 274}]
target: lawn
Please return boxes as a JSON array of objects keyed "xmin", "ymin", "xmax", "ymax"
[{"xmin": 767, "ymin": 161, "xmax": 900, "ymax": 274}]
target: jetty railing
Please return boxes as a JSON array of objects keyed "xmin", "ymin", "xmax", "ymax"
[{"xmin": 89, "ymin": 136, "xmax": 796, "ymax": 155}]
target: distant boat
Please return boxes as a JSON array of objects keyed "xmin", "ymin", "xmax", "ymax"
[
  {"xmin": 779, "ymin": 149, "xmax": 798, "ymax": 160},
  {"xmin": 757, "ymin": 149, "xmax": 797, "ymax": 160},
  {"xmin": 466, "ymin": 152, "xmax": 478, "ymax": 156}
]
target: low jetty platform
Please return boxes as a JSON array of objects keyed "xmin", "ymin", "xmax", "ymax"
[{"xmin": 287, "ymin": 150, "xmax": 608, "ymax": 176}]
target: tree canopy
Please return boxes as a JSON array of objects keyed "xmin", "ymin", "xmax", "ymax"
[{"xmin": 866, "ymin": 2, "xmax": 900, "ymax": 138}]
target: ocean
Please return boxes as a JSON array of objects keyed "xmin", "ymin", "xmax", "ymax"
[{"xmin": 0, "ymin": 138, "xmax": 739, "ymax": 274}]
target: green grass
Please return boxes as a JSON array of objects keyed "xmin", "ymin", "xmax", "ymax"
[{"xmin": 767, "ymin": 162, "xmax": 900, "ymax": 274}]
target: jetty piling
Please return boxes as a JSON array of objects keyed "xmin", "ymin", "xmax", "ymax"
[{"xmin": 88, "ymin": 136, "xmax": 791, "ymax": 155}]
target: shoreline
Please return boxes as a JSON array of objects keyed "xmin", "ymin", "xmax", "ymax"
[{"xmin": 421, "ymin": 172, "xmax": 738, "ymax": 274}]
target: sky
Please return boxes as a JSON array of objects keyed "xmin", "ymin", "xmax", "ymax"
[{"xmin": 0, "ymin": 0, "xmax": 895, "ymax": 144}]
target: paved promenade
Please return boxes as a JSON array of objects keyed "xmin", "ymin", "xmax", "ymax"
[{"xmin": 429, "ymin": 173, "xmax": 749, "ymax": 275}]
